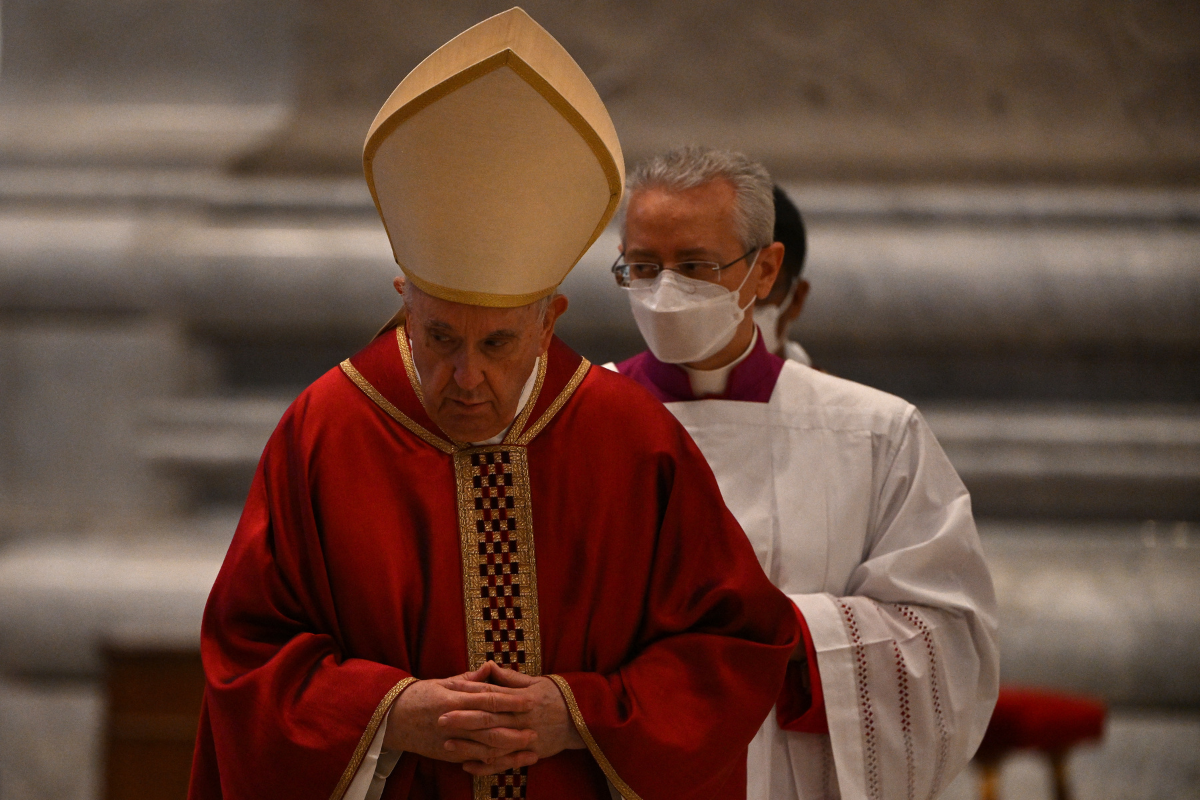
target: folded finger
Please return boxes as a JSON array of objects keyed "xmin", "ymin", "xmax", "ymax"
[
  {"xmin": 483, "ymin": 668, "xmax": 538, "ymax": 690},
  {"xmin": 438, "ymin": 709, "xmax": 514, "ymax": 731},
  {"xmin": 443, "ymin": 731, "xmax": 536, "ymax": 761},
  {"xmin": 441, "ymin": 679, "xmax": 521, "ymax": 696},
  {"xmin": 442, "ymin": 738, "xmax": 507, "ymax": 763},
  {"xmin": 461, "ymin": 750, "xmax": 540, "ymax": 776},
  {"xmin": 448, "ymin": 726, "xmax": 537, "ymax": 751},
  {"xmin": 448, "ymin": 689, "xmax": 535, "ymax": 714},
  {"xmin": 461, "ymin": 661, "xmax": 504, "ymax": 684}
]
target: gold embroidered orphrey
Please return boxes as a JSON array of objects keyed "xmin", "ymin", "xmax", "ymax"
[
  {"xmin": 457, "ymin": 444, "xmax": 541, "ymax": 799},
  {"xmin": 339, "ymin": 325, "xmax": 590, "ymax": 800}
]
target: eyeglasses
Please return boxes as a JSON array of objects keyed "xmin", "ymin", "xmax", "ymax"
[{"xmin": 611, "ymin": 247, "xmax": 760, "ymax": 288}]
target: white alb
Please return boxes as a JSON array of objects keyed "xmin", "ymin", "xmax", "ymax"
[{"xmin": 665, "ymin": 360, "xmax": 999, "ymax": 800}]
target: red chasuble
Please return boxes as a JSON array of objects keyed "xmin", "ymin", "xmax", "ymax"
[{"xmin": 189, "ymin": 326, "xmax": 799, "ymax": 800}]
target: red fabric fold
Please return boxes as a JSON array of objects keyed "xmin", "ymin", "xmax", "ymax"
[
  {"xmin": 190, "ymin": 332, "xmax": 799, "ymax": 800},
  {"xmin": 776, "ymin": 604, "xmax": 828, "ymax": 734}
]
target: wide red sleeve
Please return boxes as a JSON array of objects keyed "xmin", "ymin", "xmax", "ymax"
[
  {"xmin": 776, "ymin": 605, "xmax": 828, "ymax": 734},
  {"xmin": 189, "ymin": 398, "xmax": 412, "ymax": 800},
  {"xmin": 552, "ymin": 423, "xmax": 801, "ymax": 799}
]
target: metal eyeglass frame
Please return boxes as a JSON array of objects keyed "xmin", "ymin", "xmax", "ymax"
[{"xmin": 611, "ymin": 247, "xmax": 761, "ymax": 287}]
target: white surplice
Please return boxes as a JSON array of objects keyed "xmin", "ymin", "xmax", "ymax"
[{"xmin": 664, "ymin": 359, "xmax": 999, "ymax": 800}]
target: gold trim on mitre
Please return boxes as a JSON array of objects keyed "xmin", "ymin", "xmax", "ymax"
[{"xmin": 363, "ymin": 7, "xmax": 624, "ymax": 308}]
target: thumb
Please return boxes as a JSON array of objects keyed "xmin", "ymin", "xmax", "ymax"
[
  {"xmin": 462, "ymin": 659, "xmax": 517, "ymax": 684},
  {"xmin": 485, "ymin": 665, "xmax": 538, "ymax": 689}
]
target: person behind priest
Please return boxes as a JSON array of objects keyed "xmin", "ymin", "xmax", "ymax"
[
  {"xmin": 609, "ymin": 146, "xmax": 999, "ymax": 800},
  {"xmin": 189, "ymin": 15, "xmax": 799, "ymax": 800},
  {"xmin": 752, "ymin": 187, "xmax": 812, "ymax": 365}
]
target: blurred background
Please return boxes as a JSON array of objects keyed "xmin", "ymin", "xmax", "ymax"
[{"xmin": 0, "ymin": 1, "xmax": 1197, "ymax": 798}]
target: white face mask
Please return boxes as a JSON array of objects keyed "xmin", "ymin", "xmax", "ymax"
[
  {"xmin": 625, "ymin": 255, "xmax": 757, "ymax": 364},
  {"xmin": 753, "ymin": 303, "xmax": 784, "ymax": 355}
]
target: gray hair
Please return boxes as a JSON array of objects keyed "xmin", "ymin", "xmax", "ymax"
[
  {"xmin": 621, "ymin": 146, "xmax": 776, "ymax": 250},
  {"xmin": 405, "ymin": 279, "xmax": 555, "ymax": 322}
]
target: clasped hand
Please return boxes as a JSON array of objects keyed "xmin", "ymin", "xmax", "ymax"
[{"xmin": 384, "ymin": 660, "xmax": 585, "ymax": 776}]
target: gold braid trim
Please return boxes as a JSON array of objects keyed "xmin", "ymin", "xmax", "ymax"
[
  {"xmin": 502, "ymin": 356, "xmax": 548, "ymax": 446},
  {"xmin": 328, "ymin": 677, "xmax": 418, "ymax": 800},
  {"xmin": 515, "ymin": 359, "xmax": 591, "ymax": 446},
  {"xmin": 546, "ymin": 675, "xmax": 643, "ymax": 800},
  {"xmin": 394, "ymin": 320, "xmax": 567, "ymax": 450},
  {"xmin": 394, "ymin": 325, "xmax": 427, "ymax": 408},
  {"xmin": 339, "ymin": 359, "xmax": 456, "ymax": 454}
]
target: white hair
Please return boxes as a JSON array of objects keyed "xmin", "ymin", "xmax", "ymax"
[
  {"xmin": 405, "ymin": 280, "xmax": 555, "ymax": 322},
  {"xmin": 621, "ymin": 145, "xmax": 776, "ymax": 250}
]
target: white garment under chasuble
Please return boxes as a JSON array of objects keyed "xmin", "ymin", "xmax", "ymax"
[{"xmin": 616, "ymin": 342, "xmax": 999, "ymax": 800}]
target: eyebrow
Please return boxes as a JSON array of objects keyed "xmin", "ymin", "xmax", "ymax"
[
  {"xmin": 424, "ymin": 320, "xmax": 522, "ymax": 339},
  {"xmin": 624, "ymin": 247, "xmax": 719, "ymax": 260}
]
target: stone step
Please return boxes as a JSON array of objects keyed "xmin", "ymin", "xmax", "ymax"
[
  {"xmin": 981, "ymin": 519, "xmax": 1200, "ymax": 708},
  {"xmin": 139, "ymin": 398, "xmax": 291, "ymax": 469},
  {"xmin": 926, "ymin": 405, "xmax": 1200, "ymax": 519},
  {"xmin": 2, "ymin": 189, "xmax": 1197, "ymax": 352},
  {"xmin": 1, "ymin": 519, "xmax": 1196, "ymax": 709},
  {"xmin": 3, "ymin": 179, "xmax": 1196, "ymax": 400},
  {"xmin": 5, "ymin": 167, "xmax": 1200, "ymax": 222},
  {"xmin": 137, "ymin": 397, "xmax": 1200, "ymax": 519}
]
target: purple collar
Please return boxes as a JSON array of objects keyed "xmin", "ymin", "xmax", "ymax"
[{"xmin": 617, "ymin": 327, "xmax": 785, "ymax": 404}]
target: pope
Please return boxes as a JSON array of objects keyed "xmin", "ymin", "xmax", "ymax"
[{"xmin": 188, "ymin": 10, "xmax": 800, "ymax": 800}]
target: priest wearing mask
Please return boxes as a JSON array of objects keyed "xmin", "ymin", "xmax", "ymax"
[
  {"xmin": 610, "ymin": 147, "xmax": 999, "ymax": 800},
  {"xmin": 190, "ymin": 16, "xmax": 800, "ymax": 800},
  {"xmin": 753, "ymin": 187, "xmax": 812, "ymax": 365}
]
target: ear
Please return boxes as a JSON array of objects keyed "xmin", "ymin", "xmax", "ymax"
[
  {"xmin": 755, "ymin": 242, "xmax": 785, "ymax": 300},
  {"xmin": 393, "ymin": 275, "xmax": 406, "ymax": 296},
  {"xmin": 539, "ymin": 294, "xmax": 570, "ymax": 353},
  {"xmin": 785, "ymin": 280, "xmax": 810, "ymax": 323},
  {"xmin": 613, "ymin": 243, "xmax": 626, "ymax": 287}
]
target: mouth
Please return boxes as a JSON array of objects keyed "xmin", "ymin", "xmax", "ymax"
[{"xmin": 446, "ymin": 398, "xmax": 491, "ymax": 413}]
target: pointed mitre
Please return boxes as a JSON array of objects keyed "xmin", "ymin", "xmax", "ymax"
[{"xmin": 364, "ymin": 7, "xmax": 624, "ymax": 307}]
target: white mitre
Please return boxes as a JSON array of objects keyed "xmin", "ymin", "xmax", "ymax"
[{"xmin": 364, "ymin": 7, "xmax": 625, "ymax": 308}]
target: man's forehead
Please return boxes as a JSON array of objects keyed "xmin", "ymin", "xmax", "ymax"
[
  {"xmin": 410, "ymin": 297, "xmax": 536, "ymax": 337},
  {"xmin": 623, "ymin": 181, "xmax": 742, "ymax": 253},
  {"xmin": 421, "ymin": 317, "xmax": 522, "ymax": 337},
  {"xmin": 630, "ymin": 179, "xmax": 735, "ymax": 210}
]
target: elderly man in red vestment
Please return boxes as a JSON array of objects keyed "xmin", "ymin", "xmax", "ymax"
[{"xmin": 188, "ymin": 10, "xmax": 800, "ymax": 800}]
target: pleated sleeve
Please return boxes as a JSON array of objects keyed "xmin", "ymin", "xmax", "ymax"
[
  {"xmin": 189, "ymin": 403, "xmax": 414, "ymax": 800},
  {"xmin": 551, "ymin": 431, "xmax": 801, "ymax": 800}
]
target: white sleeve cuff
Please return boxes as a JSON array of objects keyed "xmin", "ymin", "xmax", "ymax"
[{"xmin": 342, "ymin": 706, "xmax": 402, "ymax": 800}]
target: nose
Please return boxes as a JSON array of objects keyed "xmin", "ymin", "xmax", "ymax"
[{"xmin": 452, "ymin": 347, "xmax": 486, "ymax": 392}]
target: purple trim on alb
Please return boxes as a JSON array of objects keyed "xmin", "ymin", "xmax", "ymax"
[{"xmin": 617, "ymin": 327, "xmax": 784, "ymax": 404}]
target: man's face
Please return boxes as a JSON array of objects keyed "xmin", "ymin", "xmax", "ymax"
[
  {"xmin": 623, "ymin": 179, "xmax": 758, "ymax": 300},
  {"xmin": 401, "ymin": 283, "xmax": 567, "ymax": 442},
  {"xmin": 621, "ymin": 179, "xmax": 783, "ymax": 368}
]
